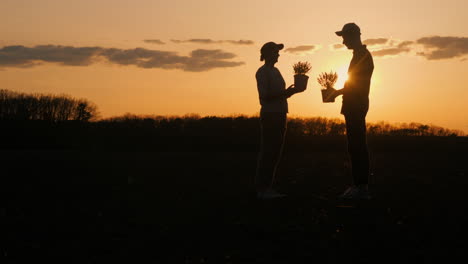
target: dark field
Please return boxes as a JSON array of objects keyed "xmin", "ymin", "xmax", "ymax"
[{"xmin": 4, "ymin": 134, "xmax": 468, "ymax": 263}]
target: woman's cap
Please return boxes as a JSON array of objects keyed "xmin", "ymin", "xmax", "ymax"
[
  {"xmin": 260, "ymin": 42, "xmax": 284, "ymax": 61},
  {"xmin": 335, "ymin": 23, "xmax": 361, "ymax": 36}
]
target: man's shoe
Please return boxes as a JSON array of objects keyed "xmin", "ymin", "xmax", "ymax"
[
  {"xmin": 354, "ymin": 186, "xmax": 372, "ymax": 200},
  {"xmin": 339, "ymin": 185, "xmax": 371, "ymax": 200},
  {"xmin": 257, "ymin": 188, "xmax": 287, "ymax": 200},
  {"xmin": 339, "ymin": 186, "xmax": 358, "ymax": 199}
]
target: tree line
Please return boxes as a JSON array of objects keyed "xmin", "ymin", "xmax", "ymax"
[
  {"xmin": 0, "ymin": 89, "xmax": 98, "ymax": 121},
  {"xmin": 0, "ymin": 89, "xmax": 463, "ymax": 137},
  {"xmin": 100, "ymin": 114, "xmax": 464, "ymax": 137}
]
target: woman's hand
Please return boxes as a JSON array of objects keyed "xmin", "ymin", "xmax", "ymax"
[{"xmin": 285, "ymin": 84, "xmax": 298, "ymax": 98}]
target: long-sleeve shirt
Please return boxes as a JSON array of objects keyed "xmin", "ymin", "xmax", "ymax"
[
  {"xmin": 255, "ymin": 65, "xmax": 288, "ymax": 113},
  {"xmin": 341, "ymin": 45, "xmax": 374, "ymax": 116}
]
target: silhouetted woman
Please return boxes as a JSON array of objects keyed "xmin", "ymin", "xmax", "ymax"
[{"xmin": 254, "ymin": 42, "xmax": 302, "ymax": 200}]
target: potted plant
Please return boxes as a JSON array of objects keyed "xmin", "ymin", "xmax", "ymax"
[
  {"xmin": 317, "ymin": 71, "xmax": 338, "ymax": 103},
  {"xmin": 293, "ymin": 61, "xmax": 311, "ymax": 92}
]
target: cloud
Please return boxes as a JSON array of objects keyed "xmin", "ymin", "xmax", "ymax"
[
  {"xmin": 224, "ymin": 40, "xmax": 254, "ymax": 45},
  {"xmin": 284, "ymin": 45, "xmax": 319, "ymax": 55},
  {"xmin": 0, "ymin": 45, "xmax": 104, "ymax": 67},
  {"xmin": 143, "ymin": 39, "xmax": 165, "ymax": 45},
  {"xmin": 174, "ymin": 38, "xmax": 218, "ymax": 44},
  {"xmin": 369, "ymin": 40, "xmax": 413, "ymax": 57},
  {"xmin": 363, "ymin": 38, "xmax": 389, "ymax": 46},
  {"xmin": 171, "ymin": 39, "xmax": 254, "ymax": 45},
  {"xmin": 330, "ymin": 43, "xmax": 345, "ymax": 50},
  {"xmin": 398, "ymin": 41, "xmax": 413, "ymax": 48},
  {"xmin": 190, "ymin": 49, "xmax": 236, "ymax": 59},
  {"xmin": 101, "ymin": 48, "xmax": 244, "ymax": 71},
  {"xmin": 0, "ymin": 45, "xmax": 245, "ymax": 72},
  {"xmin": 416, "ymin": 36, "xmax": 468, "ymax": 60},
  {"xmin": 371, "ymin": 47, "xmax": 411, "ymax": 57},
  {"xmin": 333, "ymin": 35, "xmax": 468, "ymax": 60},
  {"xmin": 183, "ymin": 49, "xmax": 244, "ymax": 71}
]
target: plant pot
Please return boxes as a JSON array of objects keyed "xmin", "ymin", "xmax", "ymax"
[
  {"xmin": 321, "ymin": 88, "xmax": 335, "ymax": 103},
  {"xmin": 294, "ymin": 74, "xmax": 309, "ymax": 92}
]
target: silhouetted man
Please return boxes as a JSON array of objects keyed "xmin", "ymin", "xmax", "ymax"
[
  {"xmin": 255, "ymin": 42, "xmax": 303, "ymax": 200},
  {"xmin": 333, "ymin": 23, "xmax": 374, "ymax": 199}
]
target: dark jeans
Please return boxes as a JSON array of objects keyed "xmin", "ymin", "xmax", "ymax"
[
  {"xmin": 255, "ymin": 112, "xmax": 287, "ymax": 191},
  {"xmin": 344, "ymin": 113, "xmax": 370, "ymax": 185}
]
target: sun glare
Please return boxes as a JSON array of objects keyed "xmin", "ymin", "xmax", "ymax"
[{"xmin": 335, "ymin": 65, "xmax": 349, "ymax": 89}]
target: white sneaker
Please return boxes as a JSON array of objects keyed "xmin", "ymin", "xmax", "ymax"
[
  {"xmin": 339, "ymin": 186, "xmax": 356, "ymax": 199},
  {"xmin": 339, "ymin": 185, "xmax": 371, "ymax": 200},
  {"xmin": 257, "ymin": 188, "xmax": 287, "ymax": 200}
]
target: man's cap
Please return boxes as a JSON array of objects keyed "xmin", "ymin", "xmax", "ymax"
[
  {"xmin": 335, "ymin": 23, "xmax": 361, "ymax": 36},
  {"xmin": 260, "ymin": 42, "xmax": 284, "ymax": 61}
]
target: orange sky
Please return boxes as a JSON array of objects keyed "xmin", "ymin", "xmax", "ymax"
[{"xmin": 1, "ymin": 0, "xmax": 467, "ymax": 133}]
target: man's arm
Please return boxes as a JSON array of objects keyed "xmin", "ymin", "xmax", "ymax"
[
  {"xmin": 334, "ymin": 87, "xmax": 345, "ymax": 96},
  {"xmin": 327, "ymin": 86, "xmax": 344, "ymax": 100},
  {"xmin": 332, "ymin": 52, "xmax": 373, "ymax": 98}
]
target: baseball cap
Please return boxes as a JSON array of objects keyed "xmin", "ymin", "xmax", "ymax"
[
  {"xmin": 335, "ymin": 23, "xmax": 361, "ymax": 36},
  {"xmin": 260, "ymin": 42, "xmax": 284, "ymax": 61}
]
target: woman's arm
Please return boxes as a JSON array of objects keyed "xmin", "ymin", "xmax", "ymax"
[
  {"xmin": 261, "ymin": 85, "xmax": 297, "ymax": 101},
  {"xmin": 256, "ymin": 70, "xmax": 298, "ymax": 101}
]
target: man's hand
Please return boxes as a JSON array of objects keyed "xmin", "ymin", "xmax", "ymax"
[{"xmin": 330, "ymin": 88, "xmax": 343, "ymax": 99}]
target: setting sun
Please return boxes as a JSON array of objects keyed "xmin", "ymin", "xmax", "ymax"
[{"xmin": 335, "ymin": 65, "xmax": 349, "ymax": 89}]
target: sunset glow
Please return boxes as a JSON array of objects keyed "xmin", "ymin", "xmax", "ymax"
[
  {"xmin": 335, "ymin": 65, "xmax": 349, "ymax": 90},
  {"xmin": 0, "ymin": 0, "xmax": 467, "ymax": 133}
]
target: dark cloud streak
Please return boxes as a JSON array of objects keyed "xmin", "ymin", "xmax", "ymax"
[
  {"xmin": 371, "ymin": 47, "xmax": 411, "ymax": 57},
  {"xmin": 363, "ymin": 38, "xmax": 388, "ymax": 46},
  {"xmin": 370, "ymin": 40, "xmax": 413, "ymax": 57},
  {"xmin": 0, "ymin": 45, "xmax": 245, "ymax": 72},
  {"xmin": 331, "ymin": 43, "xmax": 345, "ymax": 50},
  {"xmin": 225, "ymin": 40, "xmax": 254, "ymax": 45},
  {"xmin": 184, "ymin": 39, "xmax": 218, "ymax": 44},
  {"xmin": 0, "ymin": 45, "xmax": 103, "ymax": 67},
  {"xmin": 143, "ymin": 39, "xmax": 165, "ymax": 45},
  {"xmin": 284, "ymin": 45, "xmax": 318, "ymax": 54},
  {"xmin": 398, "ymin": 41, "xmax": 413, "ymax": 48},
  {"xmin": 171, "ymin": 39, "xmax": 254, "ymax": 45},
  {"xmin": 416, "ymin": 36, "xmax": 468, "ymax": 60}
]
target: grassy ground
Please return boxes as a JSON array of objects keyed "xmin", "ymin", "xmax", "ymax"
[{"xmin": 3, "ymin": 138, "xmax": 468, "ymax": 262}]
